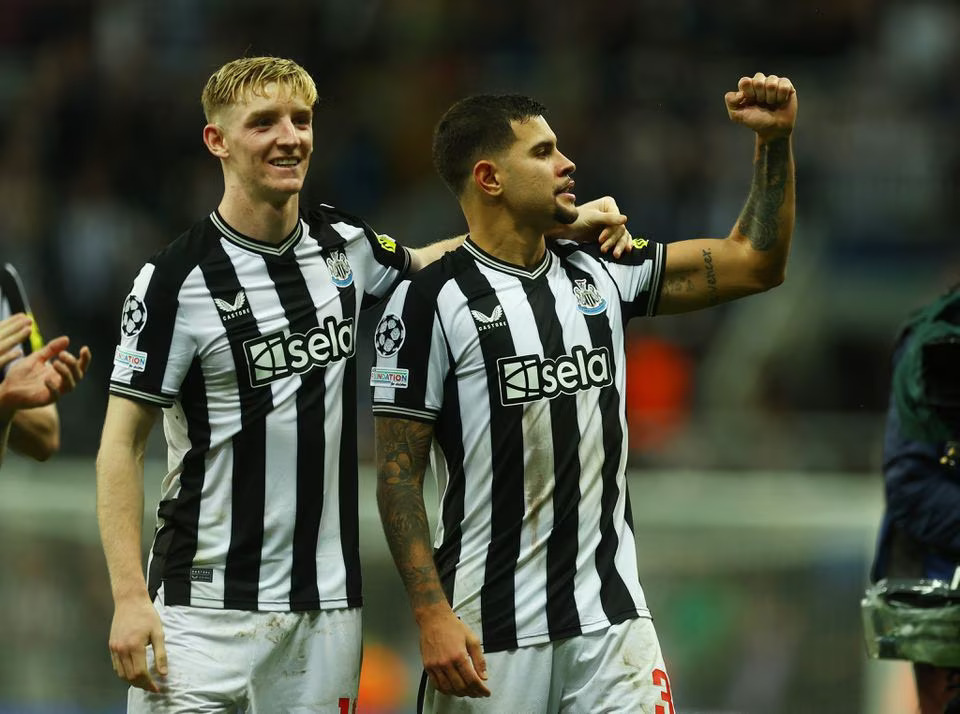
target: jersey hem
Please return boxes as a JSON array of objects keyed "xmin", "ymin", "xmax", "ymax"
[
  {"xmin": 480, "ymin": 607, "xmax": 650, "ymax": 653},
  {"xmin": 160, "ymin": 591, "xmax": 363, "ymax": 612}
]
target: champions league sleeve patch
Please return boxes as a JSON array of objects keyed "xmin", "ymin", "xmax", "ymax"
[
  {"xmin": 120, "ymin": 294, "xmax": 148, "ymax": 337},
  {"xmin": 374, "ymin": 314, "xmax": 405, "ymax": 357},
  {"xmin": 114, "ymin": 346, "xmax": 148, "ymax": 372},
  {"xmin": 370, "ymin": 367, "xmax": 409, "ymax": 389}
]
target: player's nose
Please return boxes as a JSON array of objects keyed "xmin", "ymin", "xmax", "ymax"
[{"xmin": 276, "ymin": 117, "xmax": 300, "ymax": 145}]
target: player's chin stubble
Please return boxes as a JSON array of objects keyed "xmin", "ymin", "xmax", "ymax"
[{"xmin": 553, "ymin": 204, "xmax": 578, "ymax": 225}]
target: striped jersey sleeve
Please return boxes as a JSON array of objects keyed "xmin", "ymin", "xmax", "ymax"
[
  {"xmin": 109, "ymin": 257, "xmax": 196, "ymax": 408},
  {"xmin": 370, "ymin": 277, "xmax": 451, "ymax": 422}
]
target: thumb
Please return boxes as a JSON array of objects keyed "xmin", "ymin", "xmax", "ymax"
[
  {"xmin": 152, "ymin": 626, "xmax": 168, "ymax": 676},
  {"xmin": 724, "ymin": 90, "xmax": 745, "ymax": 110},
  {"xmin": 467, "ymin": 639, "xmax": 487, "ymax": 680}
]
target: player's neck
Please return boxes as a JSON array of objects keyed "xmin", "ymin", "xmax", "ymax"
[
  {"xmin": 467, "ymin": 212, "xmax": 546, "ymax": 269},
  {"xmin": 217, "ymin": 193, "xmax": 301, "ymax": 245}
]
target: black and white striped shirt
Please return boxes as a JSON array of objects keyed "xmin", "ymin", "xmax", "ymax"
[
  {"xmin": 371, "ymin": 237, "xmax": 666, "ymax": 652},
  {"xmin": 109, "ymin": 207, "xmax": 409, "ymax": 612}
]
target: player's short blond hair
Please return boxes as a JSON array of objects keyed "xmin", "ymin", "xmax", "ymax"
[{"xmin": 201, "ymin": 56, "xmax": 318, "ymax": 122}]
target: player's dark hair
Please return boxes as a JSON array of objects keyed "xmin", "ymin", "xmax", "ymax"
[{"xmin": 432, "ymin": 94, "xmax": 547, "ymax": 196}]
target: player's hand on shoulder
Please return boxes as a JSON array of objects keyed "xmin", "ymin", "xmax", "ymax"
[
  {"xmin": 548, "ymin": 195, "xmax": 635, "ymax": 258},
  {"xmin": 725, "ymin": 73, "xmax": 797, "ymax": 140}
]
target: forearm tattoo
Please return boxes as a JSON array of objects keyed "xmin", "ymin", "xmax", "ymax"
[
  {"xmin": 737, "ymin": 137, "xmax": 790, "ymax": 251},
  {"xmin": 702, "ymin": 248, "xmax": 720, "ymax": 306},
  {"xmin": 375, "ymin": 418, "xmax": 446, "ymax": 609}
]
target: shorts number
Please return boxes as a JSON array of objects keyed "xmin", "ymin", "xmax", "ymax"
[{"xmin": 653, "ymin": 668, "xmax": 674, "ymax": 714}]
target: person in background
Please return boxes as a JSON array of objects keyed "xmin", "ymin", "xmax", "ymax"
[
  {"xmin": 868, "ymin": 284, "xmax": 960, "ymax": 714},
  {"xmin": 0, "ymin": 262, "xmax": 92, "ymax": 468}
]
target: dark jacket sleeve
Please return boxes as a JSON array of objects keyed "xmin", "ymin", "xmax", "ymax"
[{"xmin": 881, "ymin": 341, "xmax": 960, "ymax": 558}]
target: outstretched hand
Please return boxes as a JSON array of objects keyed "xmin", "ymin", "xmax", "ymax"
[
  {"xmin": 547, "ymin": 195, "xmax": 635, "ymax": 258},
  {"xmin": 0, "ymin": 335, "xmax": 92, "ymax": 417},
  {"xmin": 725, "ymin": 73, "xmax": 797, "ymax": 141}
]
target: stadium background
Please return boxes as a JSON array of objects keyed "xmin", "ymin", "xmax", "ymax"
[{"xmin": 0, "ymin": 0, "xmax": 957, "ymax": 711}]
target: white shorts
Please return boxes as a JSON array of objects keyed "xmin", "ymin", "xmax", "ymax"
[
  {"xmin": 128, "ymin": 595, "xmax": 362, "ymax": 713},
  {"xmin": 421, "ymin": 617, "xmax": 675, "ymax": 714}
]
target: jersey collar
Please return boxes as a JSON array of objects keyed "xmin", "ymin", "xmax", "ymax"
[
  {"xmin": 463, "ymin": 236, "xmax": 552, "ymax": 280},
  {"xmin": 210, "ymin": 211, "xmax": 303, "ymax": 257}
]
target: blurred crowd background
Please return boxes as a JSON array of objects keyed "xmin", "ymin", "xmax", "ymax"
[{"xmin": 0, "ymin": 0, "xmax": 957, "ymax": 712}]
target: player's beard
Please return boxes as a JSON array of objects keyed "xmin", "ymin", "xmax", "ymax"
[{"xmin": 553, "ymin": 202, "xmax": 578, "ymax": 225}]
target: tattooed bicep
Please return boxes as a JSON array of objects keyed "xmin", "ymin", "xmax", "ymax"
[{"xmin": 375, "ymin": 417, "xmax": 434, "ymax": 484}]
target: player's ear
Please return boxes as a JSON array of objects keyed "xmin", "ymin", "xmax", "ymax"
[
  {"xmin": 203, "ymin": 123, "xmax": 229, "ymax": 158},
  {"xmin": 473, "ymin": 160, "xmax": 502, "ymax": 197}
]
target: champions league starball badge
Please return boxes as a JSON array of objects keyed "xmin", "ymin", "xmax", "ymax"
[
  {"xmin": 120, "ymin": 295, "xmax": 148, "ymax": 337},
  {"xmin": 375, "ymin": 314, "xmax": 405, "ymax": 357}
]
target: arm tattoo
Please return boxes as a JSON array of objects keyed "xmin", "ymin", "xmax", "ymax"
[
  {"xmin": 662, "ymin": 275, "xmax": 696, "ymax": 297},
  {"xmin": 702, "ymin": 248, "xmax": 720, "ymax": 306},
  {"xmin": 375, "ymin": 418, "xmax": 446, "ymax": 609},
  {"xmin": 737, "ymin": 137, "xmax": 790, "ymax": 251}
]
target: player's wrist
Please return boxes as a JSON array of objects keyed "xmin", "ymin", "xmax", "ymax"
[
  {"xmin": 413, "ymin": 600, "xmax": 456, "ymax": 626},
  {"xmin": 111, "ymin": 581, "xmax": 151, "ymax": 604},
  {"xmin": 756, "ymin": 128, "xmax": 792, "ymax": 143}
]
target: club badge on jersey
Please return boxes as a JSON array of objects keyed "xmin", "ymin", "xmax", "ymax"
[
  {"xmin": 326, "ymin": 250, "xmax": 354, "ymax": 288},
  {"xmin": 573, "ymin": 279, "xmax": 607, "ymax": 315}
]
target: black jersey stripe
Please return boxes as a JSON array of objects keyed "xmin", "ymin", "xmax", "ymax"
[
  {"xmin": 335, "ymin": 254, "xmax": 363, "ymax": 608},
  {"xmin": 521, "ymin": 278, "xmax": 583, "ymax": 640},
  {"xmin": 434, "ymin": 354, "xmax": 465, "ymax": 604},
  {"xmin": 201, "ymin": 245, "xmax": 273, "ymax": 610},
  {"xmin": 264, "ymin": 253, "xmax": 326, "ymax": 609},
  {"xmin": 338, "ymin": 352, "xmax": 363, "ymax": 607},
  {"xmin": 560, "ymin": 258, "xmax": 637, "ymax": 622},
  {"xmin": 154, "ymin": 356, "xmax": 210, "ymax": 603},
  {"xmin": 453, "ymin": 259, "xmax": 524, "ymax": 651}
]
